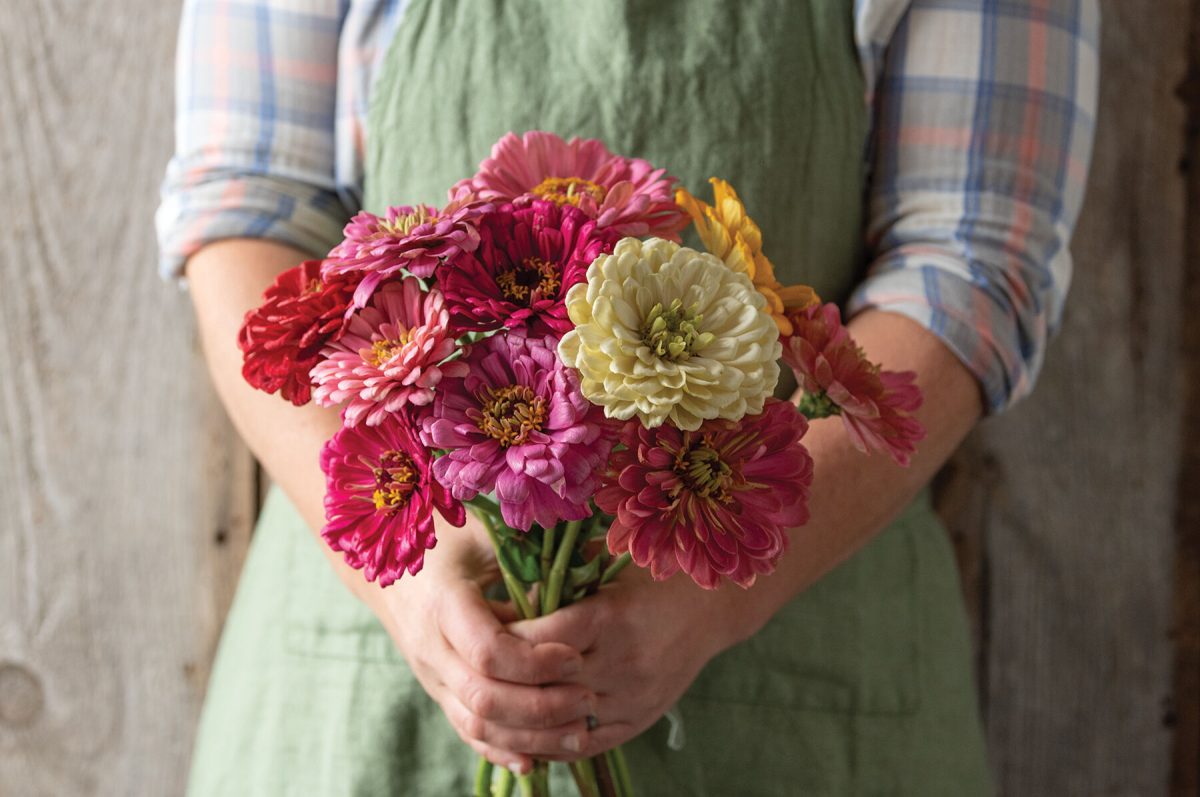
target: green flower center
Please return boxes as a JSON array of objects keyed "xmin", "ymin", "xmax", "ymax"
[
  {"xmin": 675, "ymin": 437, "xmax": 733, "ymax": 502},
  {"xmin": 473, "ymin": 384, "xmax": 548, "ymax": 447},
  {"xmin": 496, "ymin": 257, "xmax": 562, "ymax": 305},
  {"xmin": 642, "ymin": 299, "xmax": 715, "ymax": 361},
  {"xmin": 371, "ymin": 450, "xmax": 418, "ymax": 515}
]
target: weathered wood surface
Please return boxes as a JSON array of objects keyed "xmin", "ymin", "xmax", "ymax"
[
  {"xmin": 1, "ymin": 1, "xmax": 1198, "ymax": 795},
  {"xmin": 938, "ymin": 2, "xmax": 1193, "ymax": 795},
  {"xmin": 0, "ymin": 2, "xmax": 256, "ymax": 796}
]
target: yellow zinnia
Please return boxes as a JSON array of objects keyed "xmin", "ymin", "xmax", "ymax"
[{"xmin": 676, "ymin": 178, "xmax": 820, "ymax": 335}]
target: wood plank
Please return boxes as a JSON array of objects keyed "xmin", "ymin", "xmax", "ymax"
[
  {"xmin": 0, "ymin": 2, "xmax": 256, "ymax": 795},
  {"xmin": 935, "ymin": 2, "xmax": 1190, "ymax": 793}
]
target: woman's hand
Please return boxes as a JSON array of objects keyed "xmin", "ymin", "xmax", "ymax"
[
  {"xmin": 505, "ymin": 565, "xmax": 756, "ymax": 760},
  {"xmin": 376, "ymin": 516, "xmax": 599, "ymax": 773}
]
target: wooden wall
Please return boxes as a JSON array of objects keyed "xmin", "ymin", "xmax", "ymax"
[{"xmin": 0, "ymin": 1, "xmax": 1195, "ymax": 795}]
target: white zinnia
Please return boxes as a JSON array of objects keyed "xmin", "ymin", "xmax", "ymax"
[{"xmin": 558, "ymin": 237, "xmax": 781, "ymax": 431}]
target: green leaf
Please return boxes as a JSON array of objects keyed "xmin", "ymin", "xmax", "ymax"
[{"xmin": 497, "ymin": 542, "xmax": 542, "ymax": 584}]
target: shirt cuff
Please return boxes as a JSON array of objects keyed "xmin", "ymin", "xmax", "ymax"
[
  {"xmin": 156, "ymin": 169, "xmax": 351, "ymax": 284},
  {"xmin": 846, "ymin": 255, "xmax": 1055, "ymax": 415}
]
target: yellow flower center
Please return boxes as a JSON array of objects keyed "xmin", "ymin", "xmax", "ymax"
[
  {"xmin": 379, "ymin": 206, "xmax": 438, "ymax": 237},
  {"xmin": 366, "ymin": 332, "xmax": 412, "ymax": 367},
  {"xmin": 642, "ymin": 299, "xmax": 715, "ymax": 361},
  {"xmin": 371, "ymin": 450, "xmax": 419, "ymax": 515},
  {"xmin": 473, "ymin": 384, "xmax": 548, "ymax": 447},
  {"xmin": 530, "ymin": 176, "xmax": 607, "ymax": 207},
  {"xmin": 496, "ymin": 257, "xmax": 562, "ymax": 305},
  {"xmin": 675, "ymin": 437, "xmax": 733, "ymax": 502},
  {"xmin": 305, "ymin": 277, "xmax": 323, "ymax": 294}
]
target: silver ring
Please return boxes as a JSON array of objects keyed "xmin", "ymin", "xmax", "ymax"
[{"xmin": 586, "ymin": 714, "xmax": 599, "ymax": 731}]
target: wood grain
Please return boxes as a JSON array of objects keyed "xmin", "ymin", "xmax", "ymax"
[
  {"xmin": 0, "ymin": 2, "xmax": 256, "ymax": 795},
  {"xmin": 936, "ymin": 2, "xmax": 1191, "ymax": 794}
]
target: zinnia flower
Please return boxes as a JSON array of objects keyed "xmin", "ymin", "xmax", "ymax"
[
  {"xmin": 454, "ymin": 130, "xmax": 689, "ymax": 239},
  {"xmin": 311, "ymin": 277, "xmax": 467, "ymax": 426},
  {"xmin": 676, "ymin": 178, "xmax": 819, "ymax": 335},
  {"xmin": 238, "ymin": 259, "xmax": 355, "ymax": 406},
  {"xmin": 421, "ymin": 334, "xmax": 613, "ymax": 531},
  {"xmin": 783, "ymin": 303, "xmax": 925, "ymax": 466},
  {"xmin": 320, "ymin": 411, "xmax": 465, "ymax": 587},
  {"xmin": 323, "ymin": 189, "xmax": 486, "ymax": 309},
  {"xmin": 597, "ymin": 399, "xmax": 813, "ymax": 590},
  {"xmin": 438, "ymin": 201, "xmax": 617, "ymax": 337},
  {"xmin": 558, "ymin": 237, "xmax": 781, "ymax": 431}
]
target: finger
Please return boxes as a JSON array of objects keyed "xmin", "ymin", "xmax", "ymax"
[
  {"xmin": 441, "ymin": 650, "xmax": 597, "ymax": 729},
  {"xmin": 534, "ymin": 721, "xmax": 641, "ymax": 763},
  {"xmin": 488, "ymin": 599, "xmax": 523, "ymax": 624},
  {"xmin": 507, "ymin": 598, "xmax": 603, "ymax": 654},
  {"xmin": 463, "ymin": 736, "xmax": 533, "ymax": 777},
  {"xmin": 443, "ymin": 691, "xmax": 593, "ymax": 757},
  {"xmin": 439, "ymin": 584, "xmax": 582, "ymax": 684}
]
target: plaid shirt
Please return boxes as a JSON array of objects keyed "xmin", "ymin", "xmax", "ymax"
[{"xmin": 157, "ymin": 0, "xmax": 1099, "ymax": 413}]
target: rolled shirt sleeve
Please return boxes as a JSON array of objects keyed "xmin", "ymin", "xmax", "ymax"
[
  {"xmin": 848, "ymin": 0, "xmax": 1100, "ymax": 413},
  {"xmin": 155, "ymin": 0, "xmax": 353, "ymax": 282}
]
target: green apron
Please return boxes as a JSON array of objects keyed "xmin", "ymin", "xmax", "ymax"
[{"xmin": 187, "ymin": 2, "xmax": 993, "ymax": 794}]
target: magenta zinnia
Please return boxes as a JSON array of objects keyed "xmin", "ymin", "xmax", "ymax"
[
  {"xmin": 439, "ymin": 201, "xmax": 617, "ymax": 337},
  {"xmin": 453, "ymin": 130, "xmax": 689, "ymax": 239},
  {"xmin": 597, "ymin": 399, "xmax": 813, "ymax": 590},
  {"xmin": 238, "ymin": 259, "xmax": 355, "ymax": 406},
  {"xmin": 421, "ymin": 334, "xmax": 613, "ymax": 531},
  {"xmin": 323, "ymin": 190, "xmax": 486, "ymax": 309},
  {"xmin": 783, "ymin": 303, "xmax": 925, "ymax": 466},
  {"xmin": 320, "ymin": 412, "xmax": 465, "ymax": 586},
  {"xmin": 311, "ymin": 277, "xmax": 467, "ymax": 426}
]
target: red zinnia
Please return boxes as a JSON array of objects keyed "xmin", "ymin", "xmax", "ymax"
[
  {"xmin": 320, "ymin": 412, "xmax": 465, "ymax": 586},
  {"xmin": 438, "ymin": 201, "xmax": 618, "ymax": 338},
  {"xmin": 596, "ymin": 399, "xmax": 813, "ymax": 590},
  {"xmin": 782, "ymin": 303, "xmax": 925, "ymax": 466},
  {"xmin": 238, "ymin": 260, "xmax": 356, "ymax": 406}
]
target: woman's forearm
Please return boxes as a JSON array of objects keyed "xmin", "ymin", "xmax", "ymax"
[
  {"xmin": 185, "ymin": 239, "xmax": 396, "ymax": 618},
  {"xmin": 707, "ymin": 308, "xmax": 984, "ymax": 642}
]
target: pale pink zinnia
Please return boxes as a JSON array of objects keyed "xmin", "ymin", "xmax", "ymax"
[
  {"xmin": 312, "ymin": 278, "xmax": 467, "ymax": 426},
  {"xmin": 320, "ymin": 411, "xmax": 465, "ymax": 586},
  {"xmin": 782, "ymin": 303, "xmax": 925, "ymax": 467},
  {"xmin": 420, "ymin": 334, "xmax": 613, "ymax": 531},
  {"xmin": 596, "ymin": 399, "xmax": 813, "ymax": 590},
  {"xmin": 453, "ymin": 130, "xmax": 689, "ymax": 239},
  {"xmin": 323, "ymin": 189, "xmax": 486, "ymax": 309}
]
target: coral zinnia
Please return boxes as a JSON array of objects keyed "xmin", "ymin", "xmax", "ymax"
[
  {"xmin": 558, "ymin": 237, "xmax": 781, "ymax": 431},
  {"xmin": 421, "ymin": 334, "xmax": 613, "ymax": 531},
  {"xmin": 238, "ymin": 259, "xmax": 356, "ymax": 406},
  {"xmin": 438, "ymin": 201, "xmax": 617, "ymax": 338},
  {"xmin": 311, "ymin": 277, "xmax": 467, "ymax": 426},
  {"xmin": 320, "ymin": 411, "xmax": 465, "ymax": 586},
  {"xmin": 676, "ymin": 178, "xmax": 819, "ymax": 335},
  {"xmin": 454, "ymin": 130, "xmax": 689, "ymax": 239},
  {"xmin": 783, "ymin": 303, "xmax": 925, "ymax": 466},
  {"xmin": 322, "ymin": 189, "xmax": 485, "ymax": 309},
  {"xmin": 597, "ymin": 399, "xmax": 813, "ymax": 590}
]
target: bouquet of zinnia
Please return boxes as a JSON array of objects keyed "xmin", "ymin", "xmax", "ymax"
[{"xmin": 238, "ymin": 131, "xmax": 925, "ymax": 797}]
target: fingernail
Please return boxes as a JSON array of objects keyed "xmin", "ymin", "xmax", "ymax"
[
  {"xmin": 508, "ymin": 761, "xmax": 526, "ymax": 775},
  {"xmin": 561, "ymin": 734, "xmax": 582, "ymax": 753},
  {"xmin": 561, "ymin": 657, "xmax": 582, "ymax": 678}
]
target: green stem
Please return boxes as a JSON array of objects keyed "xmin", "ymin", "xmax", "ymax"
[
  {"xmin": 599, "ymin": 552, "xmax": 632, "ymax": 586},
  {"xmin": 541, "ymin": 525, "xmax": 557, "ymax": 583},
  {"xmin": 610, "ymin": 747, "xmax": 634, "ymax": 797},
  {"xmin": 475, "ymin": 757, "xmax": 494, "ymax": 797},
  {"xmin": 569, "ymin": 759, "xmax": 600, "ymax": 797},
  {"xmin": 543, "ymin": 519, "xmax": 584, "ymax": 614},
  {"xmin": 479, "ymin": 511, "xmax": 537, "ymax": 621},
  {"xmin": 493, "ymin": 767, "xmax": 514, "ymax": 797},
  {"xmin": 591, "ymin": 753, "xmax": 618, "ymax": 797}
]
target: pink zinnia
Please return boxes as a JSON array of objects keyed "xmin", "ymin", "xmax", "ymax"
[
  {"xmin": 439, "ymin": 201, "xmax": 617, "ymax": 337},
  {"xmin": 782, "ymin": 303, "xmax": 925, "ymax": 466},
  {"xmin": 321, "ymin": 412, "xmax": 465, "ymax": 586},
  {"xmin": 454, "ymin": 131, "xmax": 689, "ymax": 239},
  {"xmin": 597, "ymin": 399, "xmax": 813, "ymax": 590},
  {"xmin": 421, "ymin": 334, "xmax": 613, "ymax": 531},
  {"xmin": 238, "ymin": 259, "xmax": 355, "ymax": 406},
  {"xmin": 312, "ymin": 277, "xmax": 467, "ymax": 426},
  {"xmin": 323, "ymin": 189, "xmax": 486, "ymax": 309}
]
